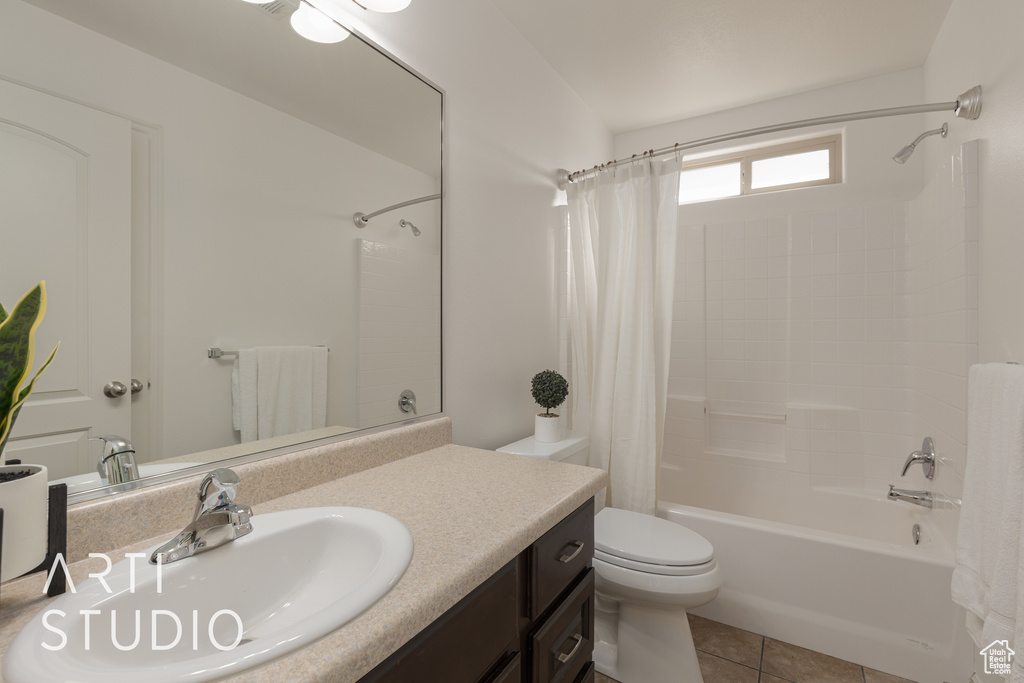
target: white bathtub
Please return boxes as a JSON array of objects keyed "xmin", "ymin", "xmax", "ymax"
[{"xmin": 658, "ymin": 469, "xmax": 975, "ymax": 682}]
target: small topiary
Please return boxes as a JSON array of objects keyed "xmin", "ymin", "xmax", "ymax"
[{"xmin": 531, "ymin": 369, "xmax": 568, "ymax": 416}]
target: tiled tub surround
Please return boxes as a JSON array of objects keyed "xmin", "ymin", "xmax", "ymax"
[
  {"xmin": 0, "ymin": 435, "xmax": 607, "ymax": 682},
  {"xmin": 659, "ymin": 142, "xmax": 979, "ymax": 683},
  {"xmin": 666, "ymin": 142, "xmax": 978, "ymax": 537}
]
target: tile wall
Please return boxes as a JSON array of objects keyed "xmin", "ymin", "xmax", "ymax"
[{"xmin": 357, "ymin": 239, "xmax": 442, "ymax": 429}]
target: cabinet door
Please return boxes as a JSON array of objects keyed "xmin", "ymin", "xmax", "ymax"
[
  {"xmin": 360, "ymin": 559, "xmax": 519, "ymax": 683},
  {"xmin": 482, "ymin": 652, "xmax": 522, "ymax": 683},
  {"xmin": 530, "ymin": 569, "xmax": 595, "ymax": 683}
]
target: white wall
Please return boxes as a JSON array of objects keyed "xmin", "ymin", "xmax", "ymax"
[
  {"xmin": 326, "ymin": 0, "xmax": 613, "ymax": 449},
  {"xmin": 0, "ymin": 0, "xmax": 440, "ymax": 460}
]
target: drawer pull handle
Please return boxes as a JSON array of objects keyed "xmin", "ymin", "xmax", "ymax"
[
  {"xmin": 558, "ymin": 540, "xmax": 585, "ymax": 564},
  {"xmin": 557, "ymin": 633, "xmax": 584, "ymax": 664}
]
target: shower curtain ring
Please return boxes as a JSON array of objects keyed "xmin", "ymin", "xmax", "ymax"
[{"xmin": 674, "ymin": 143, "xmax": 682, "ymax": 163}]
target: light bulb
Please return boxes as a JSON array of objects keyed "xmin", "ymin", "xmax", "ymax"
[
  {"xmin": 290, "ymin": 2, "xmax": 350, "ymax": 43},
  {"xmin": 355, "ymin": 0, "xmax": 411, "ymax": 12}
]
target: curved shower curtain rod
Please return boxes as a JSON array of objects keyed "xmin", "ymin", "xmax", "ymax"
[
  {"xmin": 353, "ymin": 193, "xmax": 441, "ymax": 228},
  {"xmin": 558, "ymin": 85, "xmax": 983, "ymax": 187}
]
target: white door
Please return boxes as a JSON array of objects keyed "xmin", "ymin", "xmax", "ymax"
[{"xmin": 0, "ymin": 78, "xmax": 133, "ymax": 479}]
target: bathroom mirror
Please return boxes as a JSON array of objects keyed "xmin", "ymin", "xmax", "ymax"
[{"xmin": 0, "ymin": 0, "xmax": 443, "ymax": 498}]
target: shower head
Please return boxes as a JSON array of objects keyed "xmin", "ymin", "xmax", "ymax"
[
  {"xmin": 399, "ymin": 219, "xmax": 421, "ymax": 237},
  {"xmin": 893, "ymin": 122, "xmax": 948, "ymax": 164}
]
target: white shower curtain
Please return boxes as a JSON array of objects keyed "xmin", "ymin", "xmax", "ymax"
[{"xmin": 567, "ymin": 158, "xmax": 680, "ymax": 515}]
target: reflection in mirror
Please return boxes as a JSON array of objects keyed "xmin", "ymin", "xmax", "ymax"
[{"xmin": 0, "ymin": 0, "xmax": 442, "ymax": 497}]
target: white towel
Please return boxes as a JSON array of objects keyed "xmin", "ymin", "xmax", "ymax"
[
  {"xmin": 233, "ymin": 349, "xmax": 259, "ymax": 443},
  {"xmin": 952, "ymin": 362, "xmax": 1024, "ymax": 676},
  {"xmin": 254, "ymin": 346, "xmax": 328, "ymax": 441}
]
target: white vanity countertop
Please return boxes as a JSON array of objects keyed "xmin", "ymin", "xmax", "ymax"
[{"xmin": 0, "ymin": 444, "xmax": 607, "ymax": 683}]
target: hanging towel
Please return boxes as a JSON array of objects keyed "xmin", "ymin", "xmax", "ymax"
[
  {"xmin": 233, "ymin": 349, "xmax": 259, "ymax": 443},
  {"xmin": 952, "ymin": 362, "xmax": 1024, "ymax": 672},
  {"xmin": 254, "ymin": 346, "xmax": 328, "ymax": 441}
]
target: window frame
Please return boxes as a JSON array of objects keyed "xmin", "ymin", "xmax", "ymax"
[{"xmin": 679, "ymin": 133, "xmax": 842, "ymax": 204}]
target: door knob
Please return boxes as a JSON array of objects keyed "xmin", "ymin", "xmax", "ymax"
[
  {"xmin": 103, "ymin": 381, "xmax": 128, "ymax": 398},
  {"xmin": 130, "ymin": 378, "xmax": 144, "ymax": 395}
]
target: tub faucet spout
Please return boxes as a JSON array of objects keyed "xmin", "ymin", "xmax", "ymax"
[{"xmin": 887, "ymin": 484, "xmax": 933, "ymax": 509}]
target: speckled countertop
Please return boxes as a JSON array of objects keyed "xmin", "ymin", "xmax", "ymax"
[{"xmin": 0, "ymin": 444, "xmax": 607, "ymax": 683}]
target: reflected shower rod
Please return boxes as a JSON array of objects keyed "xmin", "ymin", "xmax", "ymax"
[
  {"xmin": 353, "ymin": 193, "xmax": 441, "ymax": 228},
  {"xmin": 559, "ymin": 85, "xmax": 983, "ymax": 186}
]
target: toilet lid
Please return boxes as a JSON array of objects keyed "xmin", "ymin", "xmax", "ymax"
[{"xmin": 595, "ymin": 507, "xmax": 714, "ymax": 567}]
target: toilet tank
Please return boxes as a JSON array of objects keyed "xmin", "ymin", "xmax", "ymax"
[{"xmin": 496, "ymin": 434, "xmax": 589, "ymax": 466}]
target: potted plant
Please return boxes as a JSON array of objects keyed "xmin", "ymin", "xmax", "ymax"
[
  {"xmin": 531, "ymin": 369, "xmax": 568, "ymax": 444},
  {"xmin": 0, "ymin": 281, "xmax": 59, "ymax": 582}
]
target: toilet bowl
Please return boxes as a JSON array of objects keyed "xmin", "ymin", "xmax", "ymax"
[
  {"xmin": 593, "ymin": 507, "xmax": 722, "ymax": 683},
  {"xmin": 496, "ymin": 434, "xmax": 723, "ymax": 683}
]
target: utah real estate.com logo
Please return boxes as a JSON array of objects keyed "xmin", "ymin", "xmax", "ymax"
[{"xmin": 981, "ymin": 640, "xmax": 1015, "ymax": 677}]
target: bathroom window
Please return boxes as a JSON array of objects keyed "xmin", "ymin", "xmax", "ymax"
[{"xmin": 679, "ymin": 134, "xmax": 841, "ymax": 204}]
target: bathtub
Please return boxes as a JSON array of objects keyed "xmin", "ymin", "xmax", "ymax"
[{"xmin": 658, "ymin": 466, "xmax": 975, "ymax": 683}]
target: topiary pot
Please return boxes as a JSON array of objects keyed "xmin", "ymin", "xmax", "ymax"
[{"xmin": 535, "ymin": 413, "xmax": 561, "ymax": 443}]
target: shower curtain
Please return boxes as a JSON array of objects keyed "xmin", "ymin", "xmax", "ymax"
[{"xmin": 567, "ymin": 158, "xmax": 680, "ymax": 515}]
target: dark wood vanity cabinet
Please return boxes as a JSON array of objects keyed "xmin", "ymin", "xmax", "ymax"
[{"xmin": 361, "ymin": 498, "xmax": 595, "ymax": 683}]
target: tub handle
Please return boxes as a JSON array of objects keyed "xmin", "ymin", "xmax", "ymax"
[
  {"xmin": 557, "ymin": 633, "xmax": 584, "ymax": 663},
  {"xmin": 901, "ymin": 437, "xmax": 936, "ymax": 480},
  {"xmin": 558, "ymin": 540, "xmax": 585, "ymax": 564}
]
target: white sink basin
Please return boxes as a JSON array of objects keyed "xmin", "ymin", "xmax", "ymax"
[{"xmin": 3, "ymin": 507, "xmax": 413, "ymax": 683}]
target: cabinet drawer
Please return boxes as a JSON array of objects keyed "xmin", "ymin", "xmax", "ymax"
[
  {"xmin": 574, "ymin": 662, "xmax": 595, "ymax": 683},
  {"xmin": 529, "ymin": 499, "xmax": 594, "ymax": 619},
  {"xmin": 530, "ymin": 568, "xmax": 594, "ymax": 683},
  {"xmin": 361, "ymin": 559, "xmax": 518, "ymax": 683}
]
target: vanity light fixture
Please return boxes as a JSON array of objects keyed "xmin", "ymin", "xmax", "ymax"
[
  {"xmin": 351, "ymin": 0, "xmax": 412, "ymax": 12},
  {"xmin": 290, "ymin": 1, "xmax": 350, "ymax": 43}
]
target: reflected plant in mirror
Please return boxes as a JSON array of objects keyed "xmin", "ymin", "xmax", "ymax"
[
  {"xmin": 0, "ymin": 0, "xmax": 443, "ymax": 498},
  {"xmin": 0, "ymin": 281, "xmax": 59, "ymax": 457}
]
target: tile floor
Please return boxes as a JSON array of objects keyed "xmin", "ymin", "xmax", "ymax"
[{"xmin": 593, "ymin": 614, "xmax": 918, "ymax": 683}]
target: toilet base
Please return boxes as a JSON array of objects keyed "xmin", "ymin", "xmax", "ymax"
[{"xmin": 594, "ymin": 601, "xmax": 703, "ymax": 683}]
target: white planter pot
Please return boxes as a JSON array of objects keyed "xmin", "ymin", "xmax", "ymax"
[
  {"xmin": 0, "ymin": 463, "xmax": 48, "ymax": 582},
  {"xmin": 535, "ymin": 413, "xmax": 561, "ymax": 443}
]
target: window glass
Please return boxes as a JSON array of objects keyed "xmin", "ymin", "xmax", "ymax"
[
  {"xmin": 751, "ymin": 149, "xmax": 830, "ymax": 189},
  {"xmin": 679, "ymin": 162, "xmax": 741, "ymax": 203}
]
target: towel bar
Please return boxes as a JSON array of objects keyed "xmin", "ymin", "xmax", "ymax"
[{"xmin": 208, "ymin": 346, "xmax": 329, "ymax": 359}]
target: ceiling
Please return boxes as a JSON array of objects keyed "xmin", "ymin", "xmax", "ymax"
[{"xmin": 492, "ymin": 0, "xmax": 954, "ymax": 134}]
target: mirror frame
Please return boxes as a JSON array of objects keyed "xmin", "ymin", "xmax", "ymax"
[{"xmin": 62, "ymin": 16, "xmax": 446, "ymax": 505}]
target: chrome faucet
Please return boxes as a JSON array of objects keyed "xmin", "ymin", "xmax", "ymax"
[
  {"xmin": 90, "ymin": 435, "xmax": 139, "ymax": 484},
  {"xmin": 887, "ymin": 484, "xmax": 933, "ymax": 508},
  {"xmin": 149, "ymin": 468, "xmax": 252, "ymax": 565},
  {"xmin": 901, "ymin": 436, "xmax": 936, "ymax": 480}
]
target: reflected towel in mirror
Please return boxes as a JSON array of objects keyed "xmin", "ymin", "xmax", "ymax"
[{"xmin": 232, "ymin": 346, "xmax": 327, "ymax": 443}]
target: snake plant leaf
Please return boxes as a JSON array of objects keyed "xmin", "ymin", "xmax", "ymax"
[
  {"xmin": 0, "ymin": 301, "xmax": 7, "ymax": 325},
  {"xmin": 0, "ymin": 282, "xmax": 58, "ymax": 454},
  {"xmin": 0, "ymin": 342, "xmax": 58, "ymax": 454}
]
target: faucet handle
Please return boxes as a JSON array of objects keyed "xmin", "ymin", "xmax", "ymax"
[
  {"xmin": 900, "ymin": 436, "xmax": 936, "ymax": 479},
  {"xmin": 196, "ymin": 468, "xmax": 241, "ymax": 515}
]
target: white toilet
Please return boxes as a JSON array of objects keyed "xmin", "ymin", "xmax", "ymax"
[{"xmin": 497, "ymin": 434, "xmax": 723, "ymax": 683}]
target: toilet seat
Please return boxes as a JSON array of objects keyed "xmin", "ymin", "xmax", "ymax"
[
  {"xmin": 595, "ymin": 507, "xmax": 715, "ymax": 576},
  {"xmin": 594, "ymin": 549, "xmax": 716, "ymax": 576}
]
